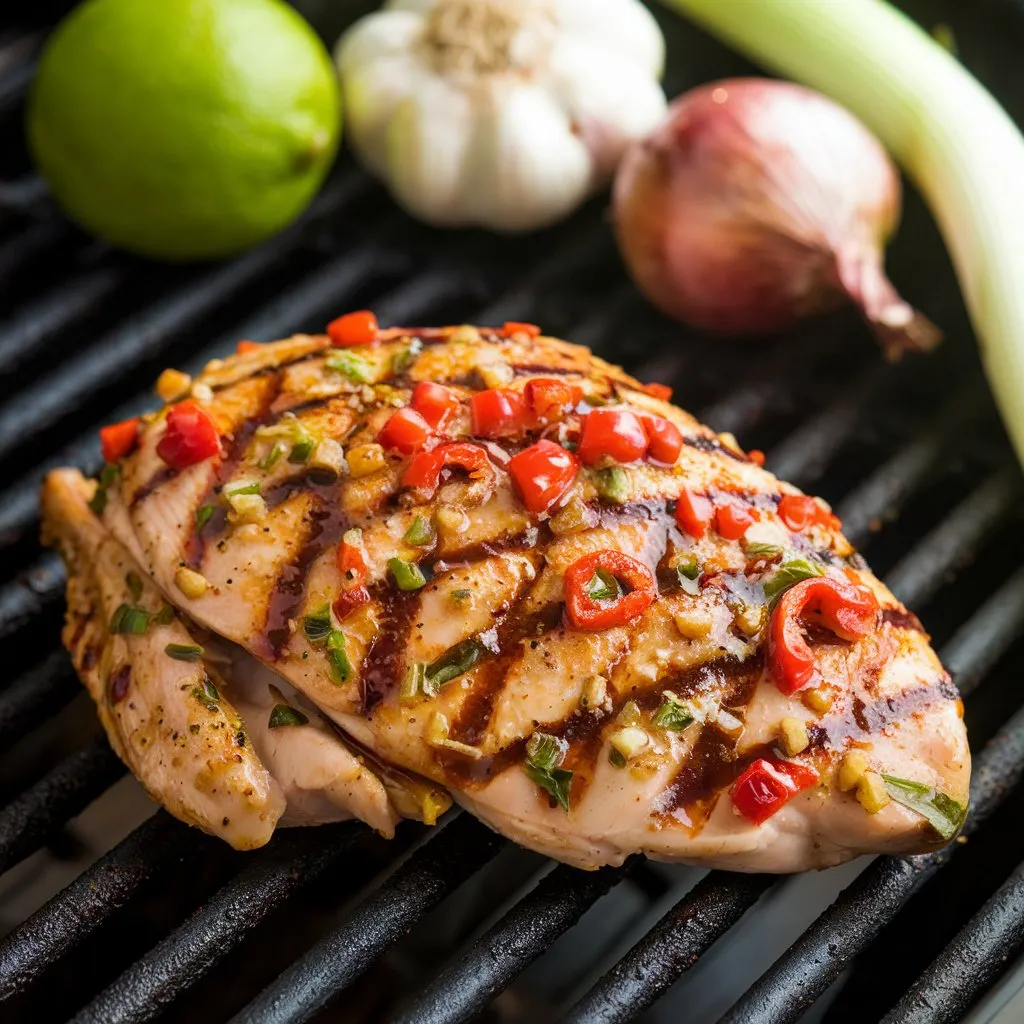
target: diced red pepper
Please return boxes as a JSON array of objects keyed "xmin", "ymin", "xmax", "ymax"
[
  {"xmin": 768, "ymin": 576, "xmax": 879, "ymax": 694},
  {"xmin": 236, "ymin": 340, "xmax": 263, "ymax": 355},
  {"xmin": 644, "ymin": 382, "xmax": 673, "ymax": 402},
  {"xmin": 564, "ymin": 550, "xmax": 657, "ymax": 630},
  {"xmin": 731, "ymin": 758, "xmax": 818, "ymax": 825},
  {"xmin": 327, "ymin": 310, "xmax": 379, "ymax": 347},
  {"xmin": 378, "ymin": 408, "xmax": 433, "ymax": 455},
  {"xmin": 337, "ymin": 539, "xmax": 370, "ymax": 585},
  {"xmin": 577, "ymin": 409, "xmax": 648, "ymax": 465},
  {"xmin": 471, "ymin": 388, "xmax": 529, "ymax": 437},
  {"xmin": 99, "ymin": 417, "xmax": 141, "ymax": 463},
  {"xmin": 156, "ymin": 402, "xmax": 220, "ymax": 469},
  {"xmin": 524, "ymin": 378, "xmax": 583, "ymax": 424},
  {"xmin": 777, "ymin": 494, "xmax": 841, "ymax": 533},
  {"xmin": 333, "ymin": 586, "xmax": 370, "ymax": 620},
  {"xmin": 748, "ymin": 449, "xmax": 766, "ymax": 467},
  {"xmin": 508, "ymin": 440, "xmax": 579, "ymax": 513},
  {"xmin": 715, "ymin": 502, "xmax": 756, "ymax": 540},
  {"xmin": 411, "ymin": 382, "xmax": 460, "ymax": 431},
  {"xmin": 402, "ymin": 442, "xmax": 490, "ymax": 493},
  {"xmin": 500, "ymin": 321, "xmax": 541, "ymax": 338},
  {"xmin": 642, "ymin": 415, "xmax": 683, "ymax": 465},
  {"xmin": 674, "ymin": 488, "xmax": 714, "ymax": 538}
]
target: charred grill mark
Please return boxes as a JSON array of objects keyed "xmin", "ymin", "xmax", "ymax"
[
  {"xmin": 109, "ymin": 664, "xmax": 131, "ymax": 704},
  {"xmin": 433, "ymin": 527, "xmax": 542, "ymax": 569},
  {"xmin": 360, "ymin": 587, "xmax": 422, "ymax": 713},
  {"xmin": 209, "ymin": 347, "xmax": 328, "ymax": 393},
  {"xmin": 131, "ymin": 467, "xmax": 178, "ymax": 508},
  {"xmin": 511, "ymin": 364, "xmax": 580, "ymax": 377},
  {"xmin": 685, "ymin": 434, "xmax": 756, "ymax": 463},
  {"xmin": 881, "ymin": 607, "xmax": 926, "ymax": 634}
]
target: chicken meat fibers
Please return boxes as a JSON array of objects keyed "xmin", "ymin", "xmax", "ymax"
[{"xmin": 42, "ymin": 318, "xmax": 969, "ymax": 870}]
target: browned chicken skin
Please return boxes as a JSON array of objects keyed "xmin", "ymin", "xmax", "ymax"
[{"xmin": 41, "ymin": 323, "xmax": 969, "ymax": 869}]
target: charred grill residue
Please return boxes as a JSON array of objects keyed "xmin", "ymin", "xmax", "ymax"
[
  {"xmin": 360, "ymin": 585, "xmax": 423, "ymax": 712},
  {"xmin": 881, "ymin": 606, "xmax": 927, "ymax": 634}
]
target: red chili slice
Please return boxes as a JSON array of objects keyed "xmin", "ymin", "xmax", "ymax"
[
  {"xmin": 731, "ymin": 758, "xmax": 818, "ymax": 825},
  {"xmin": 99, "ymin": 417, "xmax": 141, "ymax": 463},
  {"xmin": 508, "ymin": 440, "xmax": 579, "ymax": 513},
  {"xmin": 333, "ymin": 586, "xmax": 370, "ymax": 621},
  {"xmin": 411, "ymin": 382, "xmax": 460, "ymax": 431},
  {"xmin": 156, "ymin": 402, "xmax": 220, "ymax": 469},
  {"xmin": 577, "ymin": 409, "xmax": 649, "ymax": 465},
  {"xmin": 564, "ymin": 550, "xmax": 657, "ymax": 630},
  {"xmin": 327, "ymin": 310, "xmax": 379, "ymax": 347},
  {"xmin": 337, "ymin": 540, "xmax": 369, "ymax": 584},
  {"xmin": 674, "ymin": 488, "xmax": 714, "ymax": 538},
  {"xmin": 715, "ymin": 503, "xmax": 756, "ymax": 540},
  {"xmin": 500, "ymin": 321, "xmax": 541, "ymax": 338},
  {"xmin": 768, "ymin": 576, "xmax": 879, "ymax": 694},
  {"xmin": 778, "ymin": 494, "xmax": 842, "ymax": 533},
  {"xmin": 471, "ymin": 388, "xmax": 529, "ymax": 437},
  {"xmin": 642, "ymin": 415, "xmax": 683, "ymax": 465},
  {"xmin": 378, "ymin": 408, "xmax": 433, "ymax": 455},
  {"xmin": 524, "ymin": 378, "xmax": 583, "ymax": 424},
  {"xmin": 644, "ymin": 382, "xmax": 673, "ymax": 402},
  {"xmin": 236, "ymin": 340, "xmax": 263, "ymax": 355},
  {"xmin": 402, "ymin": 442, "xmax": 490, "ymax": 493},
  {"xmin": 748, "ymin": 449, "xmax": 766, "ymax": 467}
]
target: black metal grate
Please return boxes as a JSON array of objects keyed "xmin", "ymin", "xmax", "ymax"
[{"xmin": 4, "ymin": 2, "xmax": 1024, "ymax": 1022}]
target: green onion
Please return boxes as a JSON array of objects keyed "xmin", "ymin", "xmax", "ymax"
[
  {"xmin": 126, "ymin": 571, "xmax": 143, "ymax": 602},
  {"xmin": 450, "ymin": 588, "xmax": 471, "ymax": 602},
  {"xmin": 154, "ymin": 605, "xmax": 175, "ymax": 626},
  {"xmin": 392, "ymin": 338, "xmax": 423, "ymax": 375},
  {"xmin": 269, "ymin": 703, "xmax": 309, "ymax": 728},
  {"xmin": 259, "ymin": 441, "xmax": 286, "ymax": 471},
  {"xmin": 425, "ymin": 638, "xmax": 484, "ymax": 691},
  {"xmin": 192, "ymin": 675, "xmax": 220, "ymax": 711},
  {"xmin": 225, "ymin": 481, "xmax": 261, "ymax": 497},
  {"xmin": 88, "ymin": 463, "xmax": 120, "ymax": 515},
  {"xmin": 110, "ymin": 603, "xmax": 150, "ymax": 635},
  {"xmin": 881, "ymin": 774, "xmax": 967, "ymax": 840},
  {"xmin": 586, "ymin": 567, "xmax": 622, "ymax": 602},
  {"xmin": 404, "ymin": 515, "xmax": 435, "ymax": 547},
  {"xmin": 744, "ymin": 540, "xmax": 784, "ymax": 559},
  {"xmin": 663, "ymin": 0, "xmax": 1024, "ymax": 473},
  {"xmin": 608, "ymin": 747, "xmax": 627, "ymax": 769},
  {"xmin": 326, "ymin": 351, "xmax": 372, "ymax": 382},
  {"xmin": 400, "ymin": 662, "xmax": 428, "ymax": 702},
  {"xmin": 195, "ymin": 503, "xmax": 215, "ymax": 530},
  {"xmin": 653, "ymin": 694, "xmax": 695, "ymax": 731},
  {"xmin": 165, "ymin": 643, "xmax": 204, "ymax": 662},
  {"xmin": 524, "ymin": 732, "xmax": 573, "ymax": 811},
  {"xmin": 675, "ymin": 558, "xmax": 701, "ymax": 596},
  {"xmin": 763, "ymin": 558, "xmax": 824, "ymax": 603},
  {"xmin": 595, "ymin": 466, "xmax": 631, "ymax": 504},
  {"xmin": 327, "ymin": 630, "xmax": 352, "ymax": 683},
  {"xmin": 302, "ymin": 606, "xmax": 333, "ymax": 643},
  {"xmin": 389, "ymin": 557, "xmax": 427, "ymax": 591},
  {"xmin": 289, "ymin": 436, "xmax": 316, "ymax": 464}
]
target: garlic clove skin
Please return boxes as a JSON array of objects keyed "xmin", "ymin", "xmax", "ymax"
[{"xmin": 549, "ymin": 0, "xmax": 665, "ymax": 78}]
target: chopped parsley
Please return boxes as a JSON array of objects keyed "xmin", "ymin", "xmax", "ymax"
[{"xmin": 653, "ymin": 694, "xmax": 695, "ymax": 731}]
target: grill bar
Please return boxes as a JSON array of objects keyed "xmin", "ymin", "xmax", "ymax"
[
  {"xmin": 0, "ymin": 220, "xmax": 71, "ymax": 283},
  {"xmin": 0, "ymin": 550, "xmax": 63, "ymax": 647},
  {"xmin": 230, "ymin": 815, "xmax": 505, "ymax": 1024},
  {"xmin": 0, "ymin": 649, "xmax": 76, "ymax": 748},
  {"xmin": 72, "ymin": 822, "xmax": 364, "ymax": 1024}
]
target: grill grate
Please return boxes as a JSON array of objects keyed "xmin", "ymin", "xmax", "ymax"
[{"xmin": 4, "ymin": 2, "xmax": 1024, "ymax": 1022}]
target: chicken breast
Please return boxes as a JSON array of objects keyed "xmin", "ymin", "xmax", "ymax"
[{"xmin": 42, "ymin": 322, "xmax": 970, "ymax": 870}]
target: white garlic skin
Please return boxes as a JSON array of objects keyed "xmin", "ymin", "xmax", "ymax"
[{"xmin": 335, "ymin": 0, "xmax": 667, "ymax": 232}]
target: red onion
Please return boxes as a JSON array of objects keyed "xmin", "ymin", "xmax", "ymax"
[{"xmin": 612, "ymin": 78, "xmax": 940, "ymax": 359}]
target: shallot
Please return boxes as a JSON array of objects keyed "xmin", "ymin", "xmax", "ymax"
[{"xmin": 613, "ymin": 78, "xmax": 939, "ymax": 359}]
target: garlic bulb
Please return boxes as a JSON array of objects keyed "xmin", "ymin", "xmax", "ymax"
[{"xmin": 335, "ymin": 0, "xmax": 667, "ymax": 231}]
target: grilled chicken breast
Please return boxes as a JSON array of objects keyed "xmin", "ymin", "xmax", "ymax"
[{"xmin": 42, "ymin": 322, "xmax": 970, "ymax": 870}]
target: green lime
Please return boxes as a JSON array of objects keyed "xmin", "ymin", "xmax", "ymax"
[{"xmin": 27, "ymin": 0, "xmax": 341, "ymax": 260}]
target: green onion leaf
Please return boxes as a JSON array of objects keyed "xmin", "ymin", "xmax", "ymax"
[
  {"xmin": 392, "ymin": 338, "xmax": 423, "ymax": 375},
  {"xmin": 195, "ymin": 504, "xmax": 215, "ymax": 530},
  {"xmin": 88, "ymin": 463, "xmax": 121, "ymax": 515},
  {"xmin": 404, "ymin": 515, "xmax": 436, "ymax": 547},
  {"xmin": 327, "ymin": 630, "xmax": 352, "ymax": 683},
  {"xmin": 425, "ymin": 638, "xmax": 484, "ymax": 691},
  {"xmin": 881, "ymin": 774, "xmax": 967, "ymax": 841},
  {"xmin": 165, "ymin": 643, "xmax": 204, "ymax": 662},
  {"xmin": 192, "ymin": 675, "xmax": 220, "ymax": 711},
  {"xmin": 608, "ymin": 747, "xmax": 627, "ymax": 769},
  {"xmin": 524, "ymin": 732, "xmax": 573, "ymax": 811},
  {"xmin": 744, "ymin": 540, "xmax": 784, "ymax": 559},
  {"xmin": 269, "ymin": 703, "xmax": 309, "ymax": 728},
  {"xmin": 259, "ymin": 441, "xmax": 286, "ymax": 471},
  {"xmin": 595, "ymin": 466, "xmax": 631, "ymax": 504},
  {"xmin": 326, "ymin": 351, "xmax": 372, "ymax": 382},
  {"xmin": 675, "ymin": 558, "xmax": 701, "ymax": 595},
  {"xmin": 226, "ymin": 481, "xmax": 261, "ymax": 497},
  {"xmin": 653, "ymin": 694, "xmax": 695, "ymax": 731},
  {"xmin": 400, "ymin": 662, "xmax": 428, "ymax": 702},
  {"xmin": 586, "ymin": 567, "xmax": 622, "ymax": 602},
  {"xmin": 389, "ymin": 557, "xmax": 427, "ymax": 591},
  {"xmin": 110, "ymin": 603, "xmax": 151, "ymax": 635},
  {"xmin": 450, "ymin": 588, "xmax": 471, "ymax": 602},
  {"xmin": 302, "ymin": 606, "xmax": 333, "ymax": 643},
  {"xmin": 154, "ymin": 606, "xmax": 175, "ymax": 626},
  {"xmin": 289, "ymin": 437, "xmax": 316, "ymax": 464},
  {"xmin": 126, "ymin": 572, "xmax": 143, "ymax": 602},
  {"xmin": 763, "ymin": 558, "xmax": 824, "ymax": 603}
]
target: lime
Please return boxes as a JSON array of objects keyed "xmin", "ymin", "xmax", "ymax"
[{"xmin": 27, "ymin": 0, "xmax": 341, "ymax": 260}]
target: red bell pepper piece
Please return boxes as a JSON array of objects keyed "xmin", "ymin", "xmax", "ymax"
[
  {"xmin": 378, "ymin": 408, "xmax": 433, "ymax": 455},
  {"xmin": 748, "ymin": 449, "xmax": 766, "ymax": 467},
  {"xmin": 402, "ymin": 442, "xmax": 490, "ymax": 493},
  {"xmin": 768, "ymin": 576, "xmax": 879, "ymax": 694},
  {"xmin": 577, "ymin": 409, "xmax": 649, "ymax": 465},
  {"xmin": 99, "ymin": 417, "xmax": 141, "ymax": 463},
  {"xmin": 778, "ymin": 494, "xmax": 842, "ymax": 533},
  {"xmin": 508, "ymin": 440, "xmax": 579, "ymax": 513},
  {"xmin": 471, "ymin": 388, "xmax": 529, "ymax": 437},
  {"xmin": 411, "ymin": 382, "xmax": 461, "ymax": 431},
  {"xmin": 642, "ymin": 415, "xmax": 683, "ymax": 465},
  {"xmin": 333, "ymin": 586, "xmax": 370, "ymax": 621},
  {"xmin": 337, "ymin": 539, "xmax": 370, "ymax": 585},
  {"xmin": 731, "ymin": 758, "xmax": 818, "ymax": 825},
  {"xmin": 235, "ymin": 340, "xmax": 263, "ymax": 355},
  {"xmin": 644, "ymin": 382, "xmax": 673, "ymax": 402},
  {"xmin": 674, "ymin": 488, "xmax": 714, "ymax": 538},
  {"xmin": 715, "ymin": 502, "xmax": 757, "ymax": 540},
  {"xmin": 156, "ymin": 402, "xmax": 220, "ymax": 469},
  {"xmin": 563, "ymin": 550, "xmax": 657, "ymax": 630},
  {"xmin": 327, "ymin": 310, "xmax": 379, "ymax": 347},
  {"xmin": 499, "ymin": 321, "xmax": 541, "ymax": 338},
  {"xmin": 524, "ymin": 378, "xmax": 583, "ymax": 424}
]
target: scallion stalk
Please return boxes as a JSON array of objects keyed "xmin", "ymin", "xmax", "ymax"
[{"xmin": 662, "ymin": 0, "xmax": 1024, "ymax": 467}]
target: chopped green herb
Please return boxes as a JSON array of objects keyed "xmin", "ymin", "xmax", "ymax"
[
  {"xmin": 289, "ymin": 436, "xmax": 316, "ymax": 464},
  {"xmin": 404, "ymin": 516, "xmax": 436, "ymax": 547},
  {"xmin": 392, "ymin": 338, "xmax": 423, "ymax": 375},
  {"xmin": 154, "ymin": 606, "xmax": 175, "ymax": 626},
  {"xmin": 653, "ymin": 694, "xmax": 695, "ymax": 731},
  {"xmin": 226, "ymin": 481, "xmax": 261, "ymax": 497},
  {"xmin": 327, "ymin": 630, "xmax": 352, "ymax": 683},
  {"xmin": 195, "ymin": 504, "xmax": 215, "ymax": 530},
  {"xmin": 192, "ymin": 675, "xmax": 220, "ymax": 711},
  {"xmin": 259, "ymin": 441, "xmax": 286, "ymax": 471},
  {"xmin": 450, "ymin": 588, "xmax": 471, "ymax": 602},
  {"xmin": 302, "ymin": 606, "xmax": 333, "ymax": 643},
  {"xmin": 126, "ymin": 572, "xmax": 143, "ymax": 602},
  {"xmin": 110, "ymin": 604, "xmax": 151, "ymax": 635},
  {"xmin": 763, "ymin": 558, "xmax": 825, "ymax": 603},
  {"xmin": 389, "ymin": 557, "xmax": 427, "ymax": 591},
  {"xmin": 744, "ymin": 540, "xmax": 784, "ymax": 559},
  {"xmin": 609, "ymin": 747, "xmax": 627, "ymax": 769},
  {"xmin": 587, "ymin": 567, "xmax": 622, "ymax": 602},
  {"xmin": 269, "ymin": 704, "xmax": 309, "ymax": 728},
  {"xmin": 881, "ymin": 775, "xmax": 967, "ymax": 841},
  {"xmin": 326, "ymin": 351, "xmax": 372, "ymax": 382},
  {"xmin": 88, "ymin": 463, "xmax": 120, "ymax": 515},
  {"xmin": 595, "ymin": 466, "xmax": 631, "ymax": 504},
  {"xmin": 400, "ymin": 662, "xmax": 428, "ymax": 702},
  {"xmin": 524, "ymin": 732, "xmax": 573, "ymax": 811},
  {"xmin": 425, "ymin": 638, "xmax": 484, "ymax": 691},
  {"xmin": 675, "ymin": 558, "xmax": 701, "ymax": 596},
  {"xmin": 165, "ymin": 643, "xmax": 204, "ymax": 662}
]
